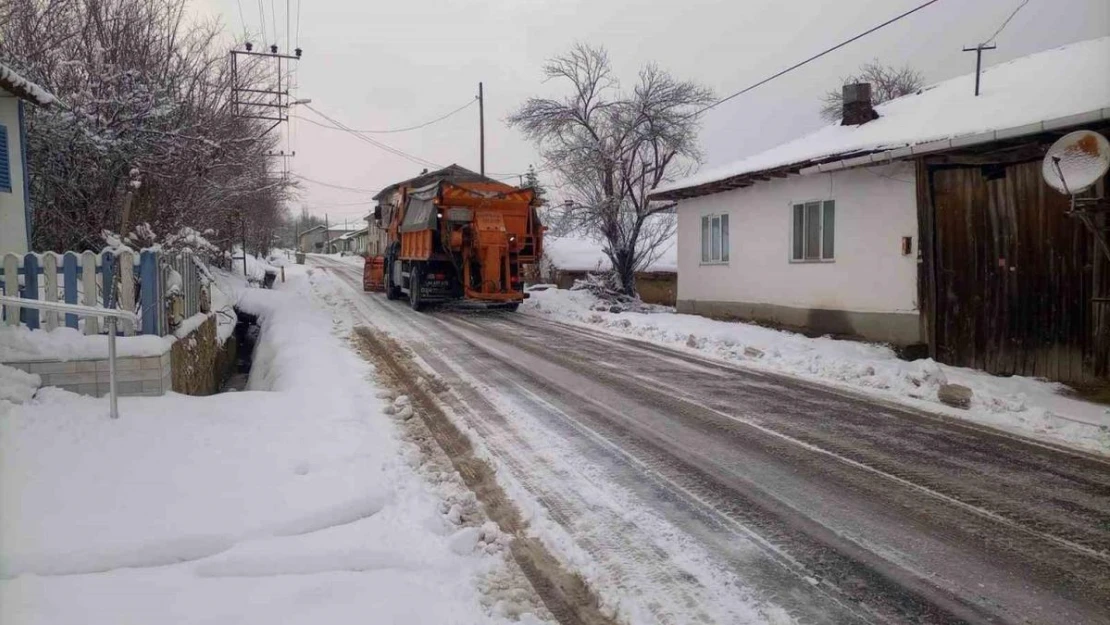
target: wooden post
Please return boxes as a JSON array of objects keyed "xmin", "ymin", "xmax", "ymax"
[
  {"xmin": 478, "ymin": 82, "xmax": 485, "ymax": 176},
  {"xmin": 119, "ymin": 251, "xmax": 136, "ymax": 335},
  {"xmin": 62, "ymin": 253, "xmax": 79, "ymax": 329},
  {"xmin": 43, "ymin": 253, "xmax": 59, "ymax": 330},
  {"xmin": 2, "ymin": 254, "xmax": 19, "ymax": 326},
  {"xmin": 140, "ymin": 250, "xmax": 159, "ymax": 335},
  {"xmin": 81, "ymin": 251, "xmax": 99, "ymax": 335},
  {"xmin": 22, "ymin": 254, "xmax": 39, "ymax": 329}
]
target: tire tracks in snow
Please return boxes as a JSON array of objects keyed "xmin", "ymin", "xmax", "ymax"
[{"xmin": 351, "ymin": 326, "xmax": 615, "ymax": 625}]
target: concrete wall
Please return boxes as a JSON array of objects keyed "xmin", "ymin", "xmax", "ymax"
[
  {"xmin": 8, "ymin": 352, "xmax": 172, "ymax": 397},
  {"xmin": 0, "ymin": 91, "xmax": 28, "ymax": 255},
  {"xmin": 675, "ymin": 162, "xmax": 922, "ymax": 344},
  {"xmin": 5, "ymin": 314, "xmax": 232, "ymax": 398}
]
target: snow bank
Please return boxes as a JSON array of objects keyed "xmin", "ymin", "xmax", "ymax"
[
  {"xmin": 0, "ymin": 364, "xmax": 40, "ymax": 408},
  {"xmin": 0, "ymin": 325, "xmax": 172, "ymax": 362},
  {"xmin": 524, "ymin": 288, "xmax": 1110, "ymax": 455},
  {"xmin": 0, "ymin": 270, "xmax": 543, "ymax": 624}
]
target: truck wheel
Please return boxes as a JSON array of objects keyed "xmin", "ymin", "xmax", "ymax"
[
  {"xmin": 385, "ymin": 259, "xmax": 402, "ymax": 300},
  {"xmin": 409, "ymin": 265, "xmax": 424, "ymax": 311}
]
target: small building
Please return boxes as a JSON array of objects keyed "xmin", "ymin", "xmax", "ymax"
[
  {"xmin": 651, "ymin": 37, "xmax": 1110, "ymax": 383},
  {"xmin": 297, "ymin": 225, "xmax": 357, "ymax": 253},
  {"xmin": 0, "ymin": 63, "xmax": 53, "ymax": 255},
  {"xmin": 347, "ymin": 227, "xmax": 369, "ymax": 255},
  {"xmin": 540, "ymin": 233, "xmax": 678, "ymax": 306}
]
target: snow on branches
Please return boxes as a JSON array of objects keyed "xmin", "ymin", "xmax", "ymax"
[{"xmin": 1, "ymin": 0, "xmax": 295, "ymax": 254}]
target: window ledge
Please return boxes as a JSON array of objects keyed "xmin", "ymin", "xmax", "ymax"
[
  {"xmin": 789, "ymin": 258, "xmax": 836, "ymax": 264},
  {"xmin": 699, "ymin": 261, "xmax": 730, "ymax": 266}
]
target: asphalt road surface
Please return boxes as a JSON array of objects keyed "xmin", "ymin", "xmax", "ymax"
[{"xmin": 313, "ymin": 256, "xmax": 1110, "ymax": 625}]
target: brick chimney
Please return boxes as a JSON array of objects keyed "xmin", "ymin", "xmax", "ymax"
[{"xmin": 841, "ymin": 82, "xmax": 878, "ymax": 126}]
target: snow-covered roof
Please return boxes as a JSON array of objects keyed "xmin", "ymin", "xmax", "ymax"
[
  {"xmin": 654, "ymin": 36, "xmax": 1110, "ymax": 200},
  {"xmin": 337, "ymin": 228, "xmax": 367, "ymax": 240},
  {"xmin": 544, "ymin": 233, "xmax": 677, "ymax": 273},
  {"xmin": 0, "ymin": 63, "xmax": 55, "ymax": 106}
]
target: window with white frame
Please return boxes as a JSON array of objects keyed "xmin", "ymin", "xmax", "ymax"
[
  {"xmin": 791, "ymin": 200, "xmax": 835, "ymax": 261},
  {"xmin": 700, "ymin": 213, "xmax": 729, "ymax": 263}
]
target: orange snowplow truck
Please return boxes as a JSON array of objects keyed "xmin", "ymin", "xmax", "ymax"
[{"xmin": 364, "ymin": 165, "xmax": 543, "ymax": 311}]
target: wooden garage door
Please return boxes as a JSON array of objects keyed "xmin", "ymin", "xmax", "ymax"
[{"xmin": 926, "ymin": 160, "xmax": 1108, "ymax": 383}]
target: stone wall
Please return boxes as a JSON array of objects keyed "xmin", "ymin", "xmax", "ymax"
[{"xmin": 171, "ymin": 315, "xmax": 236, "ymax": 395}]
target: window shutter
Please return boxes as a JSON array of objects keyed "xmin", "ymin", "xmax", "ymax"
[
  {"xmin": 822, "ymin": 200, "xmax": 835, "ymax": 259},
  {"xmin": 0, "ymin": 125, "xmax": 10, "ymax": 193},
  {"xmin": 792, "ymin": 204, "xmax": 804, "ymax": 260}
]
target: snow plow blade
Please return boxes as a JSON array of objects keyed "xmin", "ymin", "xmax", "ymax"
[{"xmin": 363, "ymin": 255, "xmax": 386, "ymax": 292}]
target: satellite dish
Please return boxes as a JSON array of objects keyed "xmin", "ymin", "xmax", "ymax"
[{"xmin": 1042, "ymin": 130, "xmax": 1110, "ymax": 195}]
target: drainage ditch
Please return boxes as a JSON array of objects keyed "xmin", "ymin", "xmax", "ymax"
[{"xmin": 221, "ymin": 309, "xmax": 260, "ymax": 391}]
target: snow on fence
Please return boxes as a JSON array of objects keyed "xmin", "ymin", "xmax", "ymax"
[{"xmin": 0, "ymin": 249, "xmax": 202, "ymax": 337}]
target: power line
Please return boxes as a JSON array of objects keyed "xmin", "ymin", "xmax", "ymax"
[
  {"xmin": 984, "ymin": 0, "xmax": 1030, "ymax": 45},
  {"xmin": 257, "ymin": 0, "xmax": 266, "ymax": 44},
  {"xmin": 295, "ymin": 114, "xmax": 440, "ymax": 167},
  {"xmin": 301, "ymin": 103, "xmax": 443, "ymax": 168},
  {"xmin": 295, "ymin": 98, "xmax": 478, "ymax": 134},
  {"xmin": 686, "ymin": 0, "xmax": 944, "ymax": 119},
  {"xmin": 295, "ymin": 0, "xmax": 302, "ymax": 46},
  {"xmin": 270, "ymin": 0, "xmax": 278, "ymax": 44},
  {"xmin": 236, "ymin": 0, "xmax": 247, "ymax": 36},
  {"xmin": 293, "ymin": 173, "xmax": 379, "ymax": 193}
]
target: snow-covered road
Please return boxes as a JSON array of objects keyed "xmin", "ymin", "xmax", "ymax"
[{"xmin": 311, "ymin": 256, "xmax": 1110, "ymax": 625}]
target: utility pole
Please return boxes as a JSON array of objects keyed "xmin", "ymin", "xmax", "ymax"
[
  {"xmin": 962, "ymin": 43, "xmax": 996, "ymax": 96},
  {"xmin": 241, "ymin": 211, "xmax": 248, "ymax": 278},
  {"xmin": 325, "ymin": 213, "xmax": 330, "ymax": 254},
  {"xmin": 478, "ymin": 82, "xmax": 485, "ymax": 176}
]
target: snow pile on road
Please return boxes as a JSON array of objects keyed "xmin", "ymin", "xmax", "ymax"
[
  {"xmin": 0, "ymin": 269, "xmax": 546, "ymax": 624},
  {"xmin": 524, "ymin": 288, "xmax": 1110, "ymax": 455}
]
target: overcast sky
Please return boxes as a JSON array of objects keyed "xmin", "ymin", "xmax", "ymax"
[{"xmin": 190, "ymin": 0, "xmax": 1109, "ymax": 224}]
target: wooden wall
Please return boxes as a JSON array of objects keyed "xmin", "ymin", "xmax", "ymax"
[{"xmin": 918, "ymin": 155, "xmax": 1109, "ymax": 384}]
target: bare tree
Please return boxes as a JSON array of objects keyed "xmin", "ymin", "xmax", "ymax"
[
  {"xmin": 509, "ymin": 44, "xmax": 714, "ymax": 296},
  {"xmin": 820, "ymin": 60, "xmax": 924, "ymax": 122},
  {"xmin": 1, "ymin": 0, "xmax": 294, "ymax": 253}
]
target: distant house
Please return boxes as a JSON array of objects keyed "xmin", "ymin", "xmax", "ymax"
[
  {"xmin": 347, "ymin": 227, "xmax": 369, "ymax": 255},
  {"xmin": 0, "ymin": 63, "xmax": 53, "ymax": 255},
  {"xmin": 651, "ymin": 37, "xmax": 1110, "ymax": 383},
  {"xmin": 540, "ymin": 233, "xmax": 678, "ymax": 306},
  {"xmin": 297, "ymin": 225, "xmax": 357, "ymax": 253}
]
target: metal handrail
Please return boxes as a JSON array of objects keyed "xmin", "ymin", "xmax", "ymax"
[{"xmin": 0, "ymin": 295, "xmax": 142, "ymax": 419}]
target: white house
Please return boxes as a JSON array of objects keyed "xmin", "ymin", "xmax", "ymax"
[
  {"xmin": 652, "ymin": 37, "xmax": 1110, "ymax": 382},
  {"xmin": 0, "ymin": 64, "xmax": 53, "ymax": 255}
]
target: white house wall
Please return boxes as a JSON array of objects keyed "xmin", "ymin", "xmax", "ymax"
[
  {"xmin": 676, "ymin": 162, "xmax": 921, "ymax": 345},
  {"xmin": 0, "ymin": 91, "xmax": 28, "ymax": 255}
]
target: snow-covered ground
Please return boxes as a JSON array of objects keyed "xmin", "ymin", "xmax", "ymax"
[
  {"xmin": 524, "ymin": 287, "xmax": 1110, "ymax": 455},
  {"xmin": 0, "ymin": 265, "xmax": 547, "ymax": 624}
]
